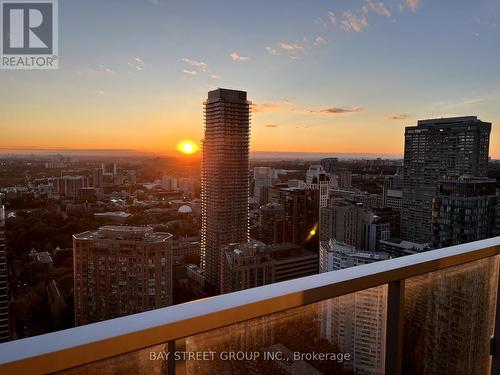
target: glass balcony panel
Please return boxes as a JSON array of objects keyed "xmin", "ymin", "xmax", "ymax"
[
  {"xmin": 54, "ymin": 343, "xmax": 169, "ymax": 375},
  {"xmin": 403, "ymin": 255, "xmax": 499, "ymax": 375},
  {"xmin": 179, "ymin": 285, "xmax": 388, "ymax": 375}
]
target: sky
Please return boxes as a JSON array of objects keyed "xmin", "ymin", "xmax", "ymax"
[{"xmin": 1, "ymin": 0, "xmax": 500, "ymax": 157}]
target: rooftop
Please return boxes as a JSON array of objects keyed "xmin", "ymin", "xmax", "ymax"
[
  {"xmin": 73, "ymin": 225, "xmax": 171, "ymax": 242},
  {"xmin": 207, "ymin": 88, "xmax": 247, "ymax": 102},
  {"xmin": 380, "ymin": 237, "xmax": 430, "ymax": 250}
]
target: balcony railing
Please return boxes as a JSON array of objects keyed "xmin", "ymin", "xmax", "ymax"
[{"xmin": 1, "ymin": 236, "xmax": 500, "ymax": 375}]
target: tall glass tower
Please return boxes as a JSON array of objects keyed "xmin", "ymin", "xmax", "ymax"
[{"xmin": 201, "ymin": 88, "xmax": 250, "ymax": 292}]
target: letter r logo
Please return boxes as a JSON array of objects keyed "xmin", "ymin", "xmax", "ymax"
[{"xmin": 1, "ymin": 1, "xmax": 54, "ymax": 54}]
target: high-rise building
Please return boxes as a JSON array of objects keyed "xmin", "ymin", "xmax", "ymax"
[
  {"xmin": 258, "ymin": 202, "xmax": 284, "ymax": 244},
  {"xmin": 338, "ymin": 170, "xmax": 352, "ymax": 188},
  {"xmin": 0, "ymin": 206, "xmax": 9, "ymax": 342},
  {"xmin": 320, "ymin": 198, "xmax": 390, "ymax": 251},
  {"xmin": 373, "ymin": 207, "xmax": 401, "ymax": 238},
  {"xmin": 401, "ymin": 116, "xmax": 491, "ymax": 243},
  {"xmin": 73, "ymin": 226, "xmax": 172, "ymax": 326},
  {"xmin": 305, "ymin": 165, "xmax": 329, "ymax": 208},
  {"xmin": 178, "ymin": 177, "xmax": 194, "ymax": 194},
  {"xmin": 221, "ymin": 240, "xmax": 318, "ymax": 294},
  {"xmin": 101, "ymin": 162, "xmax": 117, "ymax": 177},
  {"xmin": 275, "ymin": 187, "xmax": 320, "ymax": 252},
  {"xmin": 432, "ymin": 176, "xmax": 497, "ymax": 248},
  {"xmin": 56, "ymin": 175, "xmax": 87, "ymax": 199},
  {"xmin": 92, "ymin": 168, "xmax": 103, "ymax": 188},
  {"xmin": 351, "ymin": 192, "xmax": 383, "ymax": 210},
  {"xmin": 382, "ymin": 174, "xmax": 403, "ymax": 211},
  {"xmin": 495, "ymin": 189, "xmax": 500, "ymax": 237},
  {"xmin": 319, "ymin": 199, "xmax": 362, "ymax": 245},
  {"xmin": 253, "ymin": 167, "xmax": 272, "ymax": 204},
  {"xmin": 201, "ymin": 88, "xmax": 250, "ymax": 292},
  {"xmin": 320, "ymin": 157, "xmax": 338, "ymax": 175},
  {"xmin": 319, "ymin": 239, "xmax": 389, "ymax": 374},
  {"xmin": 161, "ymin": 175, "xmax": 178, "ymax": 191}
]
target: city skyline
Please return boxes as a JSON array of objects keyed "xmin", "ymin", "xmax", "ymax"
[
  {"xmin": 1, "ymin": 0, "xmax": 500, "ymax": 157},
  {"xmin": 1, "ymin": 1, "xmax": 500, "ymax": 373}
]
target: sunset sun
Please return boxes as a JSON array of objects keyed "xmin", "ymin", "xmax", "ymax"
[{"xmin": 177, "ymin": 140, "xmax": 199, "ymax": 155}]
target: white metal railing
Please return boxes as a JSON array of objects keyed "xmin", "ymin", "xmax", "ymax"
[{"xmin": 0, "ymin": 236, "xmax": 499, "ymax": 375}]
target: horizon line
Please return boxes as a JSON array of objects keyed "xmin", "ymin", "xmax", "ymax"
[{"xmin": 1, "ymin": 147, "xmax": 499, "ymax": 160}]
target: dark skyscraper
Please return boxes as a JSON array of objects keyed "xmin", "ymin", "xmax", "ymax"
[
  {"xmin": 201, "ymin": 88, "xmax": 251, "ymax": 292},
  {"xmin": 0, "ymin": 206, "xmax": 9, "ymax": 342},
  {"xmin": 401, "ymin": 116, "xmax": 491, "ymax": 243},
  {"xmin": 276, "ymin": 187, "xmax": 320, "ymax": 252},
  {"xmin": 320, "ymin": 157, "xmax": 338, "ymax": 174},
  {"xmin": 432, "ymin": 177, "xmax": 497, "ymax": 248}
]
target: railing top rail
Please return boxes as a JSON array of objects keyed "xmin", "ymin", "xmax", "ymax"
[{"xmin": 1, "ymin": 236, "xmax": 499, "ymax": 374}]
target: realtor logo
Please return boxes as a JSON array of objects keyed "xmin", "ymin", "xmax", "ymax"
[{"xmin": 1, "ymin": 0, "xmax": 58, "ymax": 69}]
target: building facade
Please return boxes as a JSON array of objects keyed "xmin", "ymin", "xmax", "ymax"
[
  {"xmin": 253, "ymin": 167, "xmax": 272, "ymax": 204},
  {"xmin": 275, "ymin": 187, "xmax": 320, "ymax": 252},
  {"xmin": 401, "ymin": 116, "xmax": 491, "ymax": 243},
  {"xmin": 73, "ymin": 226, "xmax": 172, "ymax": 325},
  {"xmin": 201, "ymin": 88, "xmax": 251, "ymax": 292},
  {"xmin": 305, "ymin": 164, "xmax": 330, "ymax": 208},
  {"xmin": 319, "ymin": 239, "xmax": 389, "ymax": 375},
  {"xmin": 382, "ymin": 174, "xmax": 403, "ymax": 211},
  {"xmin": 320, "ymin": 157, "xmax": 338, "ymax": 175},
  {"xmin": 432, "ymin": 177, "xmax": 497, "ymax": 248},
  {"xmin": 258, "ymin": 202, "xmax": 284, "ymax": 245},
  {"xmin": 221, "ymin": 241, "xmax": 318, "ymax": 293},
  {"xmin": 320, "ymin": 198, "xmax": 389, "ymax": 251}
]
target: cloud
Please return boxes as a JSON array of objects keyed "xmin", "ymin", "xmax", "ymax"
[
  {"xmin": 279, "ymin": 42, "xmax": 304, "ymax": 51},
  {"xmin": 254, "ymin": 100, "xmax": 362, "ymax": 115},
  {"xmin": 181, "ymin": 58, "xmax": 208, "ymax": 71},
  {"xmin": 230, "ymin": 52, "xmax": 250, "ymax": 61},
  {"xmin": 98, "ymin": 64, "xmax": 113, "ymax": 74},
  {"xmin": 314, "ymin": 36, "xmax": 327, "ymax": 45},
  {"xmin": 476, "ymin": 18, "xmax": 497, "ymax": 29},
  {"xmin": 295, "ymin": 125, "xmax": 312, "ymax": 129},
  {"xmin": 387, "ymin": 113, "xmax": 410, "ymax": 120},
  {"xmin": 341, "ymin": 11, "xmax": 368, "ymax": 32},
  {"xmin": 96, "ymin": 89, "xmax": 105, "ymax": 95},
  {"xmin": 264, "ymin": 124, "xmax": 279, "ymax": 128},
  {"xmin": 431, "ymin": 97, "xmax": 486, "ymax": 109},
  {"xmin": 328, "ymin": 11, "xmax": 337, "ymax": 25},
  {"xmin": 181, "ymin": 57, "xmax": 219, "ymax": 78},
  {"xmin": 405, "ymin": 0, "xmax": 420, "ymax": 12},
  {"xmin": 253, "ymin": 100, "xmax": 292, "ymax": 113},
  {"xmin": 314, "ymin": 17, "xmax": 327, "ymax": 27},
  {"xmin": 364, "ymin": 1, "xmax": 391, "ymax": 17},
  {"xmin": 77, "ymin": 64, "xmax": 114, "ymax": 77},
  {"xmin": 310, "ymin": 107, "xmax": 363, "ymax": 114},
  {"xmin": 128, "ymin": 57, "xmax": 145, "ymax": 71},
  {"xmin": 266, "ymin": 46, "xmax": 279, "ymax": 56}
]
